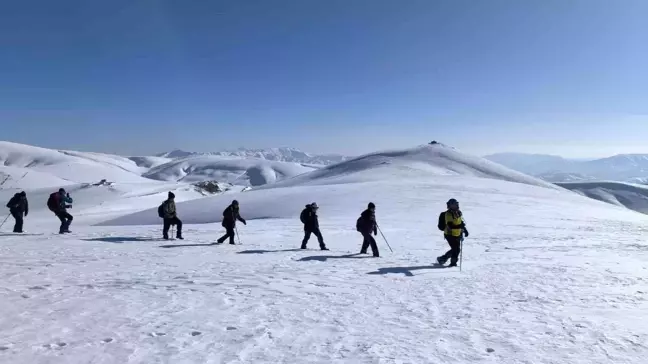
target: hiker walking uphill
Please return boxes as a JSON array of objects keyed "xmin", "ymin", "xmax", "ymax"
[
  {"xmin": 300, "ymin": 202, "xmax": 328, "ymax": 250},
  {"xmin": 6, "ymin": 191, "xmax": 28, "ymax": 233},
  {"xmin": 160, "ymin": 192, "xmax": 183, "ymax": 240},
  {"xmin": 217, "ymin": 200, "xmax": 246, "ymax": 244},
  {"xmin": 47, "ymin": 188, "xmax": 73, "ymax": 234},
  {"xmin": 437, "ymin": 198, "xmax": 469, "ymax": 267},
  {"xmin": 356, "ymin": 202, "xmax": 379, "ymax": 257}
]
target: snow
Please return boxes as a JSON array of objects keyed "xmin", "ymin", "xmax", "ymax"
[
  {"xmin": 142, "ymin": 155, "xmax": 315, "ymax": 185},
  {"xmin": 157, "ymin": 147, "xmax": 349, "ymax": 165},
  {"xmin": 557, "ymin": 181, "xmax": 648, "ymax": 214},
  {"xmin": 2, "ymin": 143, "xmax": 648, "ymax": 363}
]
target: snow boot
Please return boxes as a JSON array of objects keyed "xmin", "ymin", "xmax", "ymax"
[
  {"xmin": 436, "ymin": 256, "xmax": 446, "ymax": 265},
  {"xmin": 176, "ymin": 234, "xmax": 184, "ymax": 240},
  {"xmin": 320, "ymin": 246, "xmax": 329, "ymax": 251},
  {"xmin": 300, "ymin": 244, "xmax": 307, "ymax": 249}
]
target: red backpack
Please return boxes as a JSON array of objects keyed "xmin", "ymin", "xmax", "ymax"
[{"xmin": 47, "ymin": 192, "xmax": 59, "ymax": 212}]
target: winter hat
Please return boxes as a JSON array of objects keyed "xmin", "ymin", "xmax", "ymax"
[
  {"xmin": 311, "ymin": 202, "xmax": 318, "ymax": 209},
  {"xmin": 19, "ymin": 191, "xmax": 26, "ymax": 196},
  {"xmin": 447, "ymin": 198, "xmax": 458, "ymax": 206},
  {"xmin": 232, "ymin": 200, "xmax": 239, "ymax": 205},
  {"xmin": 59, "ymin": 188, "xmax": 66, "ymax": 193},
  {"xmin": 368, "ymin": 202, "xmax": 375, "ymax": 209},
  {"xmin": 168, "ymin": 192, "xmax": 175, "ymax": 199}
]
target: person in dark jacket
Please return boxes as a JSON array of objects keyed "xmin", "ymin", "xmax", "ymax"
[
  {"xmin": 300, "ymin": 202, "xmax": 328, "ymax": 250},
  {"xmin": 436, "ymin": 198, "xmax": 469, "ymax": 267},
  {"xmin": 6, "ymin": 191, "xmax": 28, "ymax": 233},
  {"xmin": 358, "ymin": 202, "xmax": 379, "ymax": 257},
  {"xmin": 50, "ymin": 188, "xmax": 73, "ymax": 234},
  {"xmin": 217, "ymin": 200, "xmax": 246, "ymax": 244},
  {"xmin": 162, "ymin": 192, "xmax": 183, "ymax": 240}
]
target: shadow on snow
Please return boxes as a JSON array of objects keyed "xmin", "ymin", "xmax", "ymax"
[
  {"xmin": 238, "ymin": 249, "xmax": 304, "ymax": 254},
  {"xmin": 298, "ymin": 253, "xmax": 372, "ymax": 262},
  {"xmin": 159, "ymin": 243, "xmax": 218, "ymax": 248},
  {"xmin": 82, "ymin": 236, "xmax": 161, "ymax": 244},
  {"xmin": 366, "ymin": 264, "xmax": 448, "ymax": 276}
]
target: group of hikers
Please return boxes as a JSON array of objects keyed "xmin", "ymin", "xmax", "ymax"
[
  {"xmin": 155, "ymin": 192, "xmax": 469, "ymax": 266},
  {"xmin": 5, "ymin": 189, "xmax": 469, "ymax": 267}
]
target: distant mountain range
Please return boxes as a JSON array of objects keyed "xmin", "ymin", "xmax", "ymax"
[
  {"xmin": 484, "ymin": 152, "xmax": 648, "ymax": 183},
  {"xmin": 157, "ymin": 147, "xmax": 349, "ymax": 166}
]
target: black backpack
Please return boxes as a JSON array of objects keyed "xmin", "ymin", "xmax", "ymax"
[
  {"xmin": 437, "ymin": 211, "xmax": 446, "ymax": 231},
  {"xmin": 157, "ymin": 201, "xmax": 165, "ymax": 218},
  {"xmin": 47, "ymin": 192, "xmax": 58, "ymax": 212},
  {"xmin": 356, "ymin": 216, "xmax": 362, "ymax": 231},
  {"xmin": 300, "ymin": 209, "xmax": 308, "ymax": 224}
]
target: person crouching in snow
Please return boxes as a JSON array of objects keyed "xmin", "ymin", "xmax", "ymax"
[
  {"xmin": 217, "ymin": 200, "xmax": 246, "ymax": 244},
  {"xmin": 300, "ymin": 202, "xmax": 328, "ymax": 250},
  {"xmin": 162, "ymin": 192, "xmax": 183, "ymax": 240},
  {"xmin": 357, "ymin": 202, "xmax": 379, "ymax": 257},
  {"xmin": 437, "ymin": 198, "xmax": 469, "ymax": 267}
]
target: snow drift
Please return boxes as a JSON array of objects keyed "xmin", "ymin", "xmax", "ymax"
[{"xmin": 142, "ymin": 156, "xmax": 315, "ymax": 185}]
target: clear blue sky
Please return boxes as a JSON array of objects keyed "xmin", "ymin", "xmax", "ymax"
[{"xmin": 1, "ymin": 0, "xmax": 646, "ymax": 157}]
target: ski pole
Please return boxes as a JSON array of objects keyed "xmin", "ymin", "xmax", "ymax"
[
  {"xmin": 235, "ymin": 225, "xmax": 241, "ymax": 244},
  {"xmin": 459, "ymin": 235, "xmax": 464, "ymax": 272},
  {"xmin": 377, "ymin": 225, "xmax": 393, "ymax": 253},
  {"xmin": 0, "ymin": 213, "xmax": 10, "ymax": 230},
  {"xmin": 171, "ymin": 225, "xmax": 175, "ymax": 239}
]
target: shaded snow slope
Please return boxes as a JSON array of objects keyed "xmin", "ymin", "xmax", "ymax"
[
  {"xmin": 259, "ymin": 144, "xmax": 561, "ymax": 190},
  {"xmin": 127, "ymin": 156, "xmax": 172, "ymax": 169},
  {"xmin": 558, "ymin": 181, "xmax": 648, "ymax": 214},
  {"xmin": 2, "ymin": 165, "xmax": 648, "ymax": 363},
  {"xmin": 142, "ymin": 156, "xmax": 314, "ymax": 185},
  {"xmin": 0, "ymin": 141, "xmax": 153, "ymax": 185},
  {"xmin": 0, "ymin": 166, "xmax": 72, "ymax": 189}
]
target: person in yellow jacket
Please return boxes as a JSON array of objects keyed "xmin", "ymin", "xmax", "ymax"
[{"xmin": 437, "ymin": 198, "xmax": 469, "ymax": 267}]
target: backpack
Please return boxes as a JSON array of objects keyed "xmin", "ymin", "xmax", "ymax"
[
  {"xmin": 356, "ymin": 216, "xmax": 362, "ymax": 231},
  {"xmin": 300, "ymin": 209, "xmax": 308, "ymax": 224},
  {"xmin": 437, "ymin": 211, "xmax": 446, "ymax": 231},
  {"xmin": 47, "ymin": 192, "xmax": 58, "ymax": 212},
  {"xmin": 157, "ymin": 202, "xmax": 165, "ymax": 218}
]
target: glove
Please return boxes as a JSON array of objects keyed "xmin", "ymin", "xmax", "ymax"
[
  {"xmin": 464, "ymin": 229, "xmax": 469, "ymax": 238},
  {"xmin": 24, "ymin": 212, "xmax": 28, "ymax": 217},
  {"xmin": 242, "ymin": 219, "xmax": 247, "ymax": 225},
  {"xmin": 66, "ymin": 205, "xmax": 72, "ymax": 209},
  {"xmin": 373, "ymin": 228, "xmax": 377, "ymax": 236}
]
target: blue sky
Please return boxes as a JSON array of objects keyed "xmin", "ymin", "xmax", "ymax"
[{"xmin": 1, "ymin": 0, "xmax": 646, "ymax": 157}]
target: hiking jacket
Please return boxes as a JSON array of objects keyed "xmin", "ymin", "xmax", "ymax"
[
  {"xmin": 444, "ymin": 210, "xmax": 465, "ymax": 237},
  {"xmin": 358, "ymin": 208, "xmax": 377, "ymax": 234},
  {"xmin": 300, "ymin": 205, "xmax": 319, "ymax": 230},
  {"xmin": 7, "ymin": 194, "xmax": 28, "ymax": 215},
  {"xmin": 222, "ymin": 204, "xmax": 245, "ymax": 228},
  {"xmin": 162, "ymin": 199, "xmax": 177, "ymax": 219}
]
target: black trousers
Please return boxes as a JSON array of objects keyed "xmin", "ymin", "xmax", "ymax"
[
  {"xmin": 441, "ymin": 235, "xmax": 462, "ymax": 264},
  {"xmin": 163, "ymin": 216, "xmax": 182, "ymax": 237},
  {"xmin": 55, "ymin": 211, "xmax": 73, "ymax": 233},
  {"xmin": 11, "ymin": 211, "xmax": 23, "ymax": 232},
  {"xmin": 301, "ymin": 227, "xmax": 325, "ymax": 248},
  {"xmin": 360, "ymin": 232, "xmax": 379, "ymax": 257},
  {"xmin": 218, "ymin": 226, "xmax": 236, "ymax": 244}
]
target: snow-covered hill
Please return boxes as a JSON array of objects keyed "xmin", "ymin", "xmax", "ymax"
[
  {"xmin": 157, "ymin": 147, "xmax": 349, "ymax": 165},
  {"xmin": 143, "ymin": 155, "xmax": 315, "ymax": 186},
  {"xmin": 535, "ymin": 171, "xmax": 598, "ymax": 183},
  {"xmin": 485, "ymin": 152, "xmax": 648, "ymax": 182},
  {"xmin": 557, "ymin": 181, "xmax": 648, "ymax": 214},
  {"xmin": 2, "ymin": 143, "xmax": 648, "ymax": 363}
]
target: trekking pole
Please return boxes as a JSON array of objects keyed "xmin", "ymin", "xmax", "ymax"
[
  {"xmin": 235, "ymin": 225, "xmax": 241, "ymax": 244},
  {"xmin": 0, "ymin": 213, "xmax": 10, "ymax": 230},
  {"xmin": 459, "ymin": 236, "xmax": 464, "ymax": 272},
  {"xmin": 377, "ymin": 225, "xmax": 393, "ymax": 253},
  {"xmin": 171, "ymin": 225, "xmax": 175, "ymax": 240}
]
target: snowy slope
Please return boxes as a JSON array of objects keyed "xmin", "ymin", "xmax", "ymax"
[
  {"xmin": 2, "ymin": 144, "xmax": 648, "ymax": 363},
  {"xmin": 557, "ymin": 181, "xmax": 648, "ymax": 214},
  {"xmin": 127, "ymin": 156, "xmax": 173, "ymax": 169},
  {"xmin": 0, "ymin": 141, "xmax": 153, "ymax": 185},
  {"xmin": 0, "ymin": 166, "xmax": 72, "ymax": 190},
  {"xmin": 158, "ymin": 147, "xmax": 348, "ymax": 165},
  {"xmin": 142, "ymin": 155, "xmax": 315, "ymax": 185}
]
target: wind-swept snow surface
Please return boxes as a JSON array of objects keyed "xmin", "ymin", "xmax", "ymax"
[
  {"xmin": 558, "ymin": 181, "xmax": 648, "ymax": 214},
  {"xmin": 2, "ymin": 143, "xmax": 648, "ymax": 363}
]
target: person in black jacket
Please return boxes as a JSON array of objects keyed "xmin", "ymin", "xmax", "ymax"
[
  {"xmin": 6, "ymin": 191, "xmax": 28, "ymax": 233},
  {"xmin": 217, "ymin": 200, "xmax": 246, "ymax": 244},
  {"xmin": 357, "ymin": 202, "xmax": 379, "ymax": 257},
  {"xmin": 300, "ymin": 202, "xmax": 328, "ymax": 250}
]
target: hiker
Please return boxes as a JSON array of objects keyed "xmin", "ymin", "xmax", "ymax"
[
  {"xmin": 300, "ymin": 202, "xmax": 328, "ymax": 250},
  {"xmin": 47, "ymin": 188, "xmax": 73, "ymax": 234},
  {"xmin": 6, "ymin": 191, "xmax": 28, "ymax": 233},
  {"xmin": 217, "ymin": 200, "xmax": 246, "ymax": 244},
  {"xmin": 161, "ymin": 192, "xmax": 183, "ymax": 240},
  {"xmin": 436, "ymin": 198, "xmax": 469, "ymax": 267},
  {"xmin": 356, "ymin": 202, "xmax": 379, "ymax": 257}
]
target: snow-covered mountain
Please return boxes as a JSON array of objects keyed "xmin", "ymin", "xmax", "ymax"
[
  {"xmin": 3, "ymin": 142, "xmax": 647, "ymax": 363},
  {"xmin": 485, "ymin": 152, "xmax": 648, "ymax": 182},
  {"xmin": 0, "ymin": 141, "xmax": 314, "ymax": 188},
  {"xmin": 556, "ymin": 181, "xmax": 648, "ymax": 214},
  {"xmin": 157, "ymin": 147, "xmax": 349, "ymax": 165}
]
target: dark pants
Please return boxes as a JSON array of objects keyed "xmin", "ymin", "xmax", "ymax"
[
  {"xmin": 440, "ymin": 235, "xmax": 462, "ymax": 265},
  {"xmin": 163, "ymin": 216, "xmax": 182, "ymax": 238},
  {"xmin": 11, "ymin": 211, "xmax": 23, "ymax": 233},
  {"xmin": 55, "ymin": 211, "xmax": 73, "ymax": 233},
  {"xmin": 218, "ymin": 225, "xmax": 236, "ymax": 244},
  {"xmin": 301, "ymin": 227, "xmax": 325, "ymax": 249},
  {"xmin": 360, "ymin": 232, "xmax": 379, "ymax": 257}
]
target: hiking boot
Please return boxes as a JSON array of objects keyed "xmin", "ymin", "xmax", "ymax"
[
  {"xmin": 176, "ymin": 235, "xmax": 184, "ymax": 240},
  {"xmin": 436, "ymin": 256, "xmax": 446, "ymax": 265},
  {"xmin": 320, "ymin": 246, "xmax": 329, "ymax": 251},
  {"xmin": 300, "ymin": 245, "xmax": 307, "ymax": 249}
]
